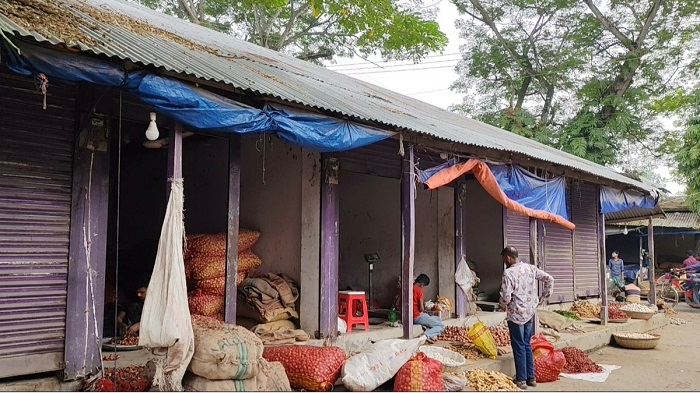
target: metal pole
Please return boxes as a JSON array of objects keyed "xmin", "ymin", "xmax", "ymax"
[
  {"xmin": 648, "ymin": 217, "xmax": 656, "ymax": 306},
  {"xmin": 598, "ymin": 209, "xmax": 608, "ymax": 325}
]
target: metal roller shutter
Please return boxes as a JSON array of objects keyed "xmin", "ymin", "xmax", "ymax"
[
  {"xmin": 0, "ymin": 71, "xmax": 75, "ymax": 378},
  {"xmin": 571, "ymin": 181, "xmax": 600, "ymax": 297},
  {"xmin": 543, "ymin": 186, "xmax": 575, "ymax": 303},
  {"xmin": 505, "ymin": 209, "xmax": 531, "ymax": 263},
  {"xmin": 336, "ymin": 139, "xmax": 402, "ymax": 178}
]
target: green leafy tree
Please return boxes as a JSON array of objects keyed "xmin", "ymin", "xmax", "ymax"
[
  {"xmin": 137, "ymin": 0, "xmax": 448, "ymax": 61},
  {"xmin": 450, "ymin": 0, "xmax": 700, "ymax": 167}
]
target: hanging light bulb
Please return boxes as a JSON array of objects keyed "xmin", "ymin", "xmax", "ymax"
[
  {"xmin": 623, "ymin": 226, "xmax": 628, "ymax": 235},
  {"xmin": 439, "ymin": 152, "xmax": 449, "ymax": 160},
  {"xmin": 145, "ymin": 112, "xmax": 159, "ymax": 141}
]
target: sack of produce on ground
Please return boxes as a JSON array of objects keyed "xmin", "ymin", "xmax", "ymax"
[
  {"xmin": 87, "ymin": 366, "xmax": 151, "ymax": 392},
  {"xmin": 534, "ymin": 350, "xmax": 566, "ymax": 382},
  {"xmin": 569, "ymin": 301, "xmax": 600, "ymax": 319},
  {"xmin": 530, "ymin": 333, "xmax": 555, "ymax": 359},
  {"xmin": 393, "ymin": 352, "xmax": 445, "ymax": 392},
  {"xmin": 262, "ymin": 345, "xmax": 347, "ymax": 391},
  {"xmin": 259, "ymin": 359, "xmax": 292, "ymax": 391},
  {"xmin": 182, "ymin": 371, "xmax": 267, "ymax": 392},
  {"xmin": 188, "ymin": 289, "xmax": 224, "ymax": 316},
  {"xmin": 561, "ymin": 347, "xmax": 602, "ymax": 373},
  {"xmin": 238, "ymin": 249, "xmax": 263, "ymax": 272},
  {"xmin": 467, "ymin": 321, "xmax": 498, "ymax": 359},
  {"xmin": 341, "ymin": 338, "xmax": 424, "ymax": 391},
  {"xmin": 188, "ymin": 315, "xmax": 264, "ymax": 380},
  {"xmin": 194, "ymin": 272, "xmax": 247, "ymax": 296}
]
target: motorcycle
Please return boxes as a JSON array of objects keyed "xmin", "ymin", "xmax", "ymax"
[{"xmin": 682, "ymin": 274, "xmax": 700, "ymax": 308}]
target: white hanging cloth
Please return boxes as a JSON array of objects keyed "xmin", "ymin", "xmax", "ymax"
[{"xmin": 138, "ymin": 179, "xmax": 193, "ymax": 391}]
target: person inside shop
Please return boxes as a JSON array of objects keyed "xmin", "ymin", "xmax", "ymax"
[
  {"xmin": 412, "ymin": 274, "xmax": 445, "ymax": 344},
  {"xmin": 126, "ymin": 275, "xmax": 150, "ymax": 336},
  {"xmin": 499, "ymin": 246, "xmax": 553, "ymax": 390},
  {"xmin": 608, "ymin": 250, "xmax": 625, "ymax": 292},
  {"xmin": 683, "ymin": 250, "xmax": 697, "ymax": 268}
]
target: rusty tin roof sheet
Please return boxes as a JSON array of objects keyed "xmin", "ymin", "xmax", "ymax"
[{"xmin": 0, "ymin": 0, "xmax": 655, "ymax": 193}]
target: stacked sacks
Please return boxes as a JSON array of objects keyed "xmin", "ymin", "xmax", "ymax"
[
  {"xmin": 183, "ymin": 315, "xmax": 291, "ymax": 392},
  {"xmin": 185, "ymin": 230, "xmax": 262, "ymax": 320}
]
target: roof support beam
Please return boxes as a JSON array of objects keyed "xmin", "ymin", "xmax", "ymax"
[{"xmin": 401, "ymin": 144, "xmax": 416, "ymax": 338}]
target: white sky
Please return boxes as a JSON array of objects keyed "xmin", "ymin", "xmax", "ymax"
[{"xmin": 323, "ymin": 2, "xmax": 686, "ymax": 195}]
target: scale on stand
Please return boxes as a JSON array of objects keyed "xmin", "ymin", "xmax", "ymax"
[{"xmin": 364, "ymin": 253, "xmax": 380, "ymax": 309}]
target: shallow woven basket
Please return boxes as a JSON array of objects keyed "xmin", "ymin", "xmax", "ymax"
[
  {"xmin": 612, "ymin": 333, "xmax": 660, "ymax": 349},
  {"xmin": 419, "ymin": 346, "xmax": 467, "ymax": 367},
  {"xmin": 622, "ymin": 309, "xmax": 656, "ymax": 320}
]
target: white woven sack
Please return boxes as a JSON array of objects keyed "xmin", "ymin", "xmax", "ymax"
[{"xmin": 139, "ymin": 179, "xmax": 194, "ymax": 391}]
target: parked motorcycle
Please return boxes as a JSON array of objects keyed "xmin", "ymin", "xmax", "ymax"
[{"xmin": 683, "ymin": 274, "xmax": 700, "ymax": 308}]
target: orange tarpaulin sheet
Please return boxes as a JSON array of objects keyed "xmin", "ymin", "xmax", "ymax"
[{"xmin": 425, "ymin": 159, "xmax": 576, "ymax": 230}]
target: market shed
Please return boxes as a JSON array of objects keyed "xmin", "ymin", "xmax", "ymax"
[{"xmin": 0, "ymin": 0, "xmax": 659, "ymax": 381}]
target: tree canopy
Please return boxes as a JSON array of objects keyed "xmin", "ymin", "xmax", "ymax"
[
  {"xmin": 137, "ymin": 0, "xmax": 448, "ymax": 62},
  {"xmin": 449, "ymin": 0, "xmax": 700, "ymax": 172}
]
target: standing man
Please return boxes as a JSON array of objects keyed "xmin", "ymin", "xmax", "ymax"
[
  {"xmin": 412, "ymin": 274, "xmax": 445, "ymax": 344},
  {"xmin": 499, "ymin": 246, "xmax": 553, "ymax": 390},
  {"xmin": 608, "ymin": 251, "xmax": 625, "ymax": 293}
]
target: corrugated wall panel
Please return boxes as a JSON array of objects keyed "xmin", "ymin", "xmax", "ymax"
[
  {"xmin": 543, "ymin": 185, "xmax": 575, "ymax": 303},
  {"xmin": 505, "ymin": 209, "xmax": 531, "ymax": 262},
  {"xmin": 572, "ymin": 181, "xmax": 600, "ymax": 297},
  {"xmin": 0, "ymin": 71, "xmax": 75, "ymax": 377},
  {"xmin": 336, "ymin": 139, "xmax": 403, "ymax": 178}
]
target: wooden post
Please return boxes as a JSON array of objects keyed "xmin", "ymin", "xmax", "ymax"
[
  {"xmin": 529, "ymin": 217, "xmax": 538, "ymax": 266},
  {"xmin": 319, "ymin": 155, "xmax": 339, "ymax": 339},
  {"xmin": 598, "ymin": 211, "xmax": 608, "ymax": 325},
  {"xmin": 167, "ymin": 124, "xmax": 183, "ymax": 187},
  {"xmin": 648, "ymin": 217, "xmax": 656, "ymax": 306},
  {"xmin": 401, "ymin": 145, "xmax": 416, "ymax": 338},
  {"xmin": 454, "ymin": 180, "xmax": 467, "ymax": 318},
  {"xmin": 224, "ymin": 134, "xmax": 241, "ymax": 324},
  {"xmin": 64, "ymin": 116, "xmax": 110, "ymax": 380}
]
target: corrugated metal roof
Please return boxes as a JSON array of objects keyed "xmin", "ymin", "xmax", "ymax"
[
  {"xmin": 605, "ymin": 205, "xmax": 665, "ymax": 224},
  {"xmin": 0, "ymin": 0, "xmax": 655, "ymax": 193},
  {"xmin": 609, "ymin": 212, "xmax": 700, "ymax": 229}
]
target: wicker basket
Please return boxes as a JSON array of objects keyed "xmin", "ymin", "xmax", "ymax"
[
  {"xmin": 419, "ymin": 346, "xmax": 467, "ymax": 367},
  {"xmin": 622, "ymin": 310, "xmax": 656, "ymax": 320},
  {"xmin": 612, "ymin": 333, "xmax": 661, "ymax": 349}
]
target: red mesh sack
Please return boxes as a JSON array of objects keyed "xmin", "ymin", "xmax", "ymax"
[
  {"xmin": 188, "ymin": 255, "xmax": 226, "ymax": 280},
  {"xmin": 238, "ymin": 249, "xmax": 263, "ymax": 272},
  {"xmin": 531, "ymin": 333, "xmax": 555, "ymax": 359},
  {"xmin": 394, "ymin": 352, "xmax": 445, "ymax": 391},
  {"xmin": 262, "ymin": 346, "xmax": 346, "ymax": 391},
  {"xmin": 534, "ymin": 350, "xmax": 567, "ymax": 383},
  {"xmin": 188, "ymin": 289, "xmax": 224, "ymax": 316}
]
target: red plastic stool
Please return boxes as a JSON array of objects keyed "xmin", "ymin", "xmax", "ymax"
[{"xmin": 338, "ymin": 290, "xmax": 370, "ymax": 332}]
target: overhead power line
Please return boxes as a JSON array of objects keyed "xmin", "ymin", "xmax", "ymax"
[
  {"xmin": 342, "ymin": 64, "xmax": 460, "ymax": 75},
  {"xmin": 326, "ymin": 52, "xmax": 463, "ymax": 69}
]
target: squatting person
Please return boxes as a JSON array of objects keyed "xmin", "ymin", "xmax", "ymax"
[{"xmin": 413, "ymin": 274, "xmax": 445, "ymax": 344}]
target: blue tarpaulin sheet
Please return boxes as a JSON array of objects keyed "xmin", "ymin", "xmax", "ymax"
[
  {"xmin": 1, "ymin": 41, "xmax": 391, "ymax": 152},
  {"xmin": 417, "ymin": 161, "xmax": 569, "ymax": 220},
  {"xmin": 600, "ymin": 186, "xmax": 657, "ymax": 214}
]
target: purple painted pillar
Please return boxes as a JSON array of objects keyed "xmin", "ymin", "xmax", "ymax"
[
  {"xmin": 598, "ymin": 211, "xmax": 608, "ymax": 325},
  {"xmin": 647, "ymin": 217, "xmax": 656, "ymax": 306},
  {"xmin": 454, "ymin": 180, "xmax": 467, "ymax": 318},
  {"xmin": 401, "ymin": 145, "xmax": 416, "ymax": 338},
  {"xmin": 224, "ymin": 135, "xmax": 241, "ymax": 324},
  {"xmin": 64, "ymin": 124, "xmax": 110, "ymax": 380},
  {"xmin": 319, "ymin": 155, "xmax": 339, "ymax": 339}
]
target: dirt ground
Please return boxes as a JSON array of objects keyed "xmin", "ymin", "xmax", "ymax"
[{"xmin": 533, "ymin": 303, "xmax": 700, "ymax": 391}]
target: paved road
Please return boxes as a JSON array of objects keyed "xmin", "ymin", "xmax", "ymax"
[{"xmin": 534, "ymin": 303, "xmax": 700, "ymax": 391}]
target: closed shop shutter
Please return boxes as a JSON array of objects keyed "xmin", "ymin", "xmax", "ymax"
[
  {"xmin": 336, "ymin": 139, "xmax": 402, "ymax": 179},
  {"xmin": 543, "ymin": 193, "xmax": 575, "ymax": 303},
  {"xmin": 0, "ymin": 71, "xmax": 75, "ymax": 378},
  {"xmin": 571, "ymin": 181, "xmax": 599, "ymax": 297},
  {"xmin": 505, "ymin": 209, "xmax": 531, "ymax": 263}
]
